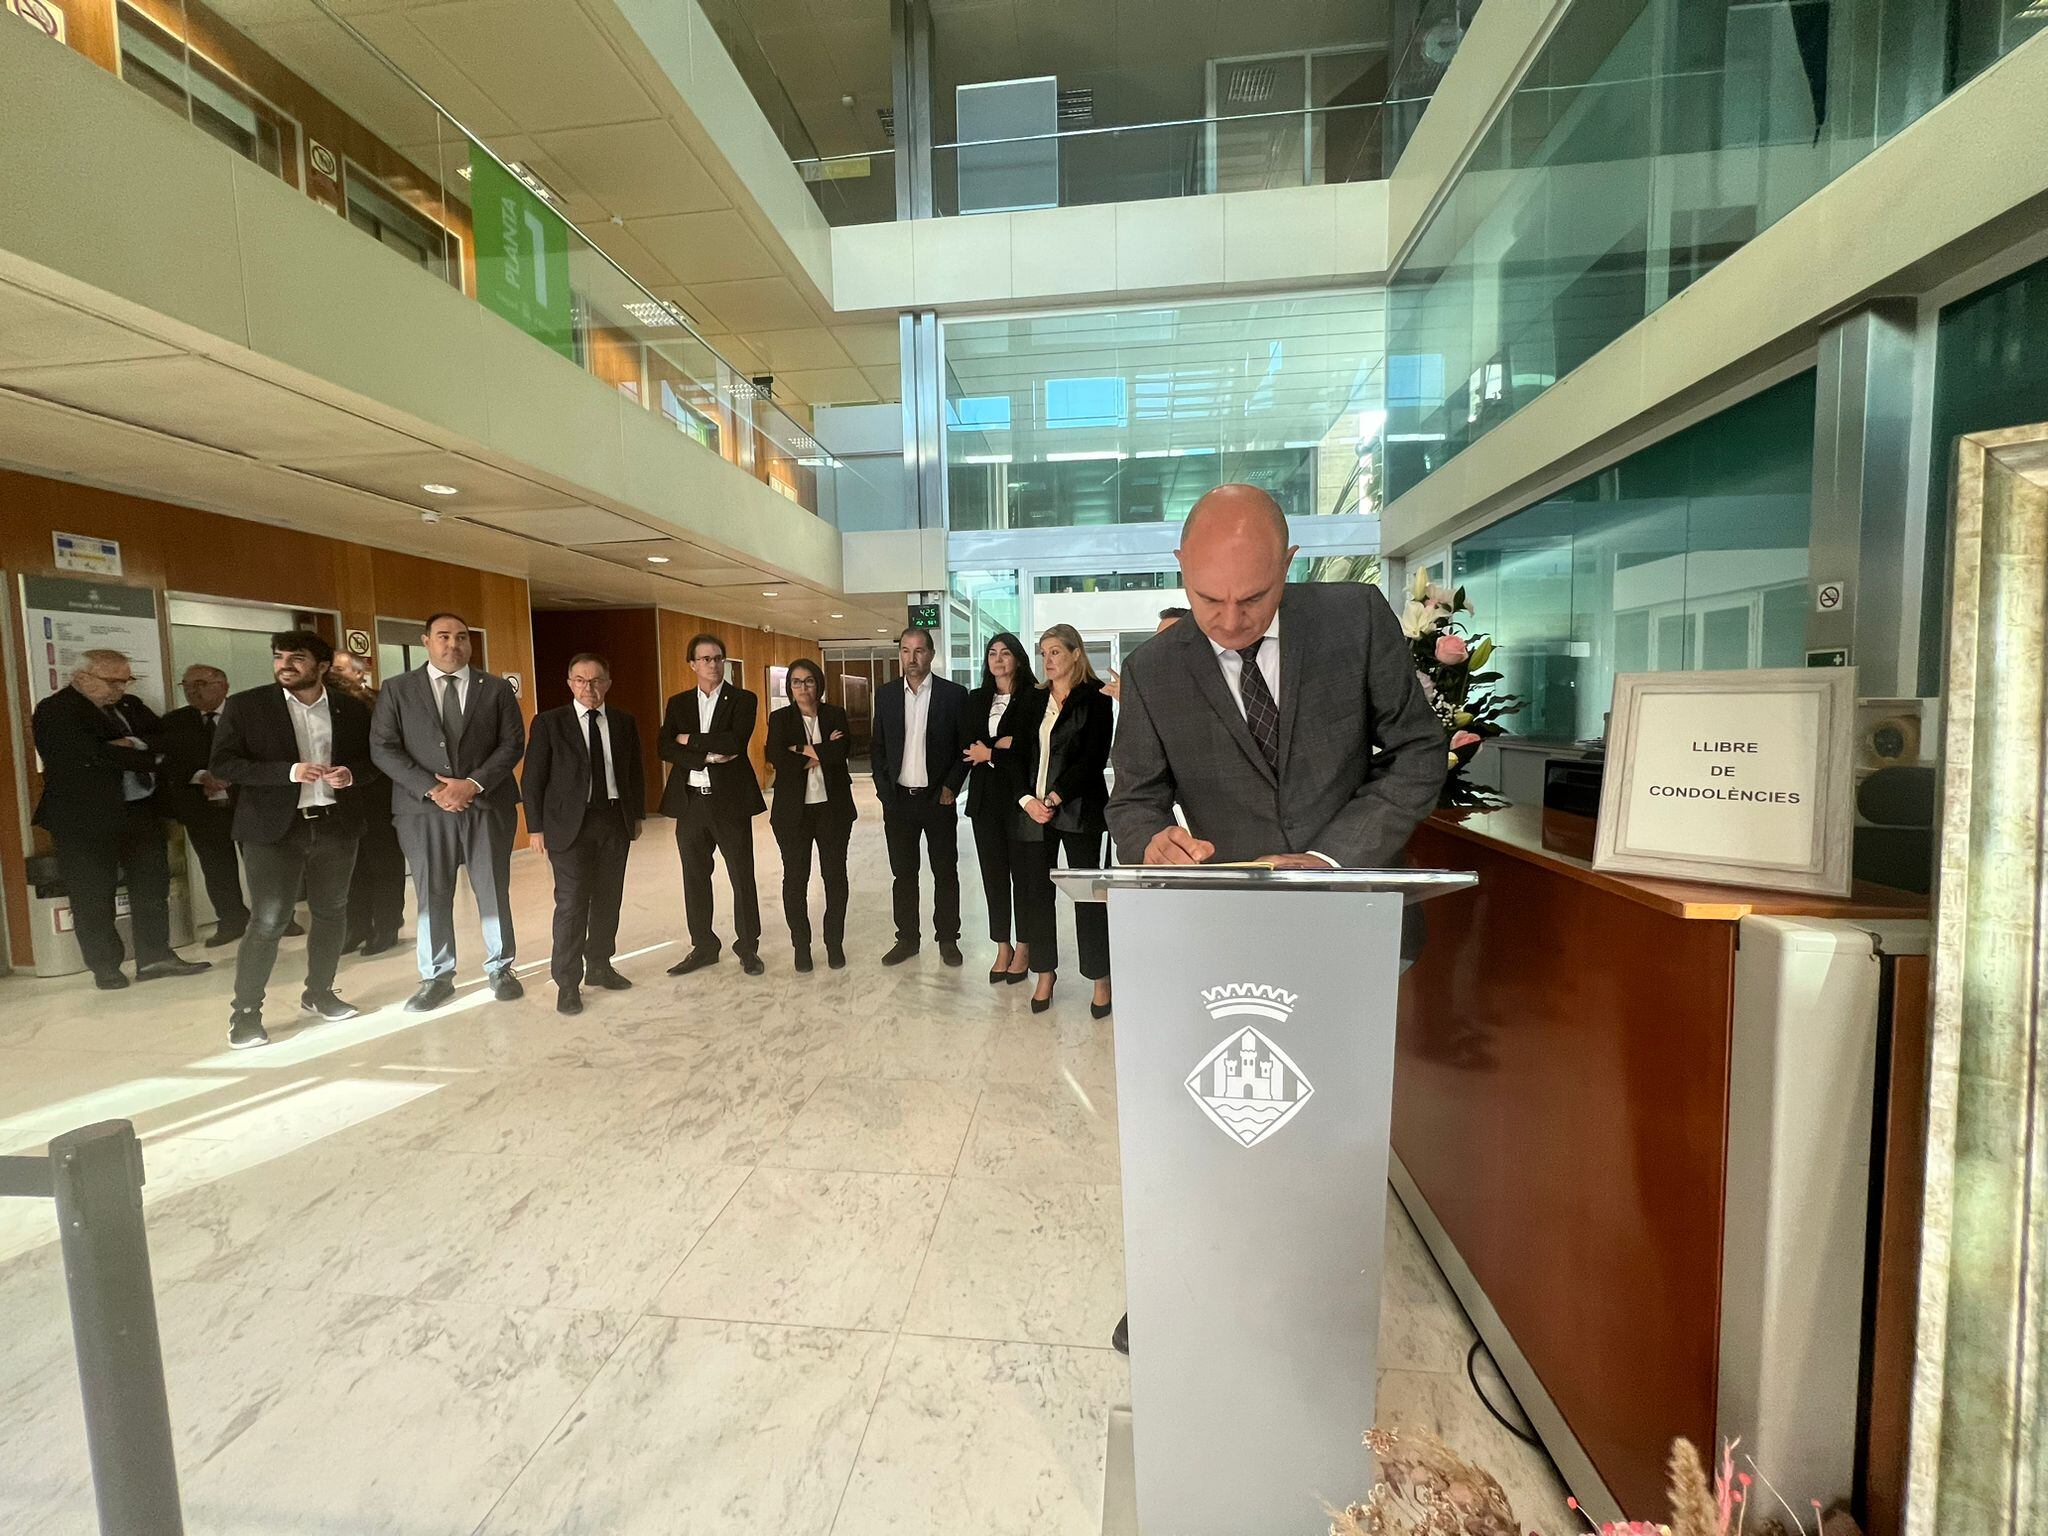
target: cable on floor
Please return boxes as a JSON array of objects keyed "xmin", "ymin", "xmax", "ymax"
[{"xmin": 1464, "ymin": 1337, "xmax": 1542, "ymax": 1447}]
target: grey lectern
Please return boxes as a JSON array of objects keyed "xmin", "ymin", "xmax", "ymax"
[{"xmin": 1052, "ymin": 866, "xmax": 1477, "ymax": 1536}]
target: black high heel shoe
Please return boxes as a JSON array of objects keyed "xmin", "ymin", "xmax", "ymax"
[
  {"xmin": 1031, "ymin": 974, "xmax": 1055, "ymax": 1014},
  {"xmin": 1090, "ymin": 991, "xmax": 1112, "ymax": 1020}
]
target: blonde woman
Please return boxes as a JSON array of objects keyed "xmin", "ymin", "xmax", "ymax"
[{"xmin": 1012, "ymin": 623, "xmax": 1114, "ymax": 1017}]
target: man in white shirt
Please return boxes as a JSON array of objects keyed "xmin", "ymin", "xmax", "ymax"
[
  {"xmin": 209, "ymin": 631, "xmax": 372, "ymax": 1049},
  {"xmin": 521, "ymin": 652, "xmax": 646, "ymax": 1013},
  {"xmin": 657, "ymin": 633, "xmax": 766, "ymax": 975},
  {"xmin": 868, "ymin": 626, "xmax": 973, "ymax": 966}
]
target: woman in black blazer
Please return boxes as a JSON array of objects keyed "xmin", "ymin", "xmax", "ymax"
[
  {"xmin": 765, "ymin": 658, "xmax": 856, "ymax": 971},
  {"xmin": 1015, "ymin": 623, "xmax": 1115, "ymax": 1018},
  {"xmin": 962, "ymin": 633, "xmax": 1037, "ymax": 984}
]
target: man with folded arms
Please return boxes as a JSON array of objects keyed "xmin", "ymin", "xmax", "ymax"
[{"xmin": 209, "ymin": 631, "xmax": 371, "ymax": 1049}]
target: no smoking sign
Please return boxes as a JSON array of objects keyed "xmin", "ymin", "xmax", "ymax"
[{"xmin": 1815, "ymin": 580, "xmax": 1846, "ymax": 613}]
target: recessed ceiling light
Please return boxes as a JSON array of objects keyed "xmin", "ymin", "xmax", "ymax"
[
  {"xmin": 421, "ymin": 483, "xmax": 459, "ymax": 496},
  {"xmin": 829, "ymin": 612, "xmax": 844, "ymax": 619},
  {"xmin": 761, "ymin": 590, "xmax": 778, "ymax": 598},
  {"xmin": 646, "ymin": 555, "xmax": 670, "ymax": 564}
]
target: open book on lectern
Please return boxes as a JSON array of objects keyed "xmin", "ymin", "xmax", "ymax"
[{"xmin": 1045, "ymin": 866, "xmax": 1478, "ymax": 904}]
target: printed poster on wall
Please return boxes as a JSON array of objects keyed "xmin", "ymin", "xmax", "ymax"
[
  {"xmin": 468, "ymin": 147, "xmax": 575, "ymax": 361},
  {"xmin": 20, "ymin": 574, "xmax": 167, "ymax": 712}
]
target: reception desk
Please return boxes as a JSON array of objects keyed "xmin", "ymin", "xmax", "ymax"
[{"xmin": 1394, "ymin": 805, "xmax": 1928, "ymax": 1525}]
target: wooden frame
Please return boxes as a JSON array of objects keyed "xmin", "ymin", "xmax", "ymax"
[{"xmin": 1592, "ymin": 666, "xmax": 1856, "ymax": 896}]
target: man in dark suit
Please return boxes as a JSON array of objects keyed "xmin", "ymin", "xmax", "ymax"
[
  {"xmin": 869, "ymin": 625, "xmax": 972, "ymax": 967},
  {"xmin": 210, "ymin": 631, "xmax": 372, "ymax": 1050},
  {"xmin": 32, "ymin": 649, "xmax": 210, "ymax": 989},
  {"xmin": 369, "ymin": 612, "xmax": 528, "ymax": 1012},
  {"xmin": 1109, "ymin": 483, "xmax": 1444, "ymax": 870},
  {"xmin": 157, "ymin": 663, "xmax": 251, "ymax": 945},
  {"xmin": 522, "ymin": 652, "xmax": 645, "ymax": 1014},
  {"xmin": 1104, "ymin": 484, "xmax": 1446, "ymax": 1358},
  {"xmin": 658, "ymin": 632, "xmax": 765, "ymax": 977}
]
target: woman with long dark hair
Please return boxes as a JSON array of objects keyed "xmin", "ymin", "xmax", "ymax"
[
  {"xmin": 764, "ymin": 658, "xmax": 855, "ymax": 971},
  {"xmin": 962, "ymin": 632, "xmax": 1036, "ymax": 983},
  {"xmin": 1014, "ymin": 623, "xmax": 1114, "ymax": 1017}
]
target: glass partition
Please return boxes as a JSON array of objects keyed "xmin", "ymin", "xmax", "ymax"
[
  {"xmin": 53, "ymin": 0, "xmax": 857, "ymax": 521},
  {"xmin": 943, "ymin": 292, "xmax": 1389, "ymax": 532},
  {"xmin": 1386, "ymin": 0, "xmax": 2044, "ymax": 504},
  {"xmin": 1451, "ymin": 371, "xmax": 1816, "ymax": 744}
]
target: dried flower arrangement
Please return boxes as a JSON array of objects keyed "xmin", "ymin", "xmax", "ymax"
[{"xmin": 1328, "ymin": 1428, "xmax": 1865, "ymax": 1536}]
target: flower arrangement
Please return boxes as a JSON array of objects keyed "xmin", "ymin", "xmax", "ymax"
[
  {"xmin": 1398, "ymin": 569, "xmax": 1526, "ymax": 808},
  {"xmin": 1328, "ymin": 1430, "xmax": 1864, "ymax": 1536}
]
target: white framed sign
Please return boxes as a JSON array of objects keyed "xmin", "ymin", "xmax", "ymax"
[
  {"xmin": 52, "ymin": 531, "xmax": 122, "ymax": 576},
  {"xmin": 1593, "ymin": 667, "xmax": 1857, "ymax": 897},
  {"xmin": 20, "ymin": 574, "xmax": 167, "ymax": 713}
]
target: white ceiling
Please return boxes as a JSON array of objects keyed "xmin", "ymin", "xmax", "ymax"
[
  {"xmin": 0, "ymin": 274, "xmax": 903, "ymax": 644},
  {"xmin": 205, "ymin": 0, "xmax": 900, "ymax": 414}
]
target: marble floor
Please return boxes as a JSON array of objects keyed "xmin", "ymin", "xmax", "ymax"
[{"xmin": 0, "ymin": 787, "xmax": 1572, "ymax": 1534}]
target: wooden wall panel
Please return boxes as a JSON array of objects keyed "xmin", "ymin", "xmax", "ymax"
[
  {"xmin": 1395, "ymin": 820, "xmax": 1734, "ymax": 1517},
  {"xmin": 530, "ymin": 607, "xmax": 662, "ymax": 814},
  {"xmin": 0, "ymin": 468, "xmax": 534, "ymax": 969}
]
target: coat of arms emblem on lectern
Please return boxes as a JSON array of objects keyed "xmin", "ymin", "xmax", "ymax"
[{"xmin": 1185, "ymin": 984, "xmax": 1315, "ymax": 1148}]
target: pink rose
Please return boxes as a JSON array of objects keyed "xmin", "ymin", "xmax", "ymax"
[
  {"xmin": 1450, "ymin": 729, "xmax": 1481, "ymax": 752},
  {"xmin": 1434, "ymin": 634, "xmax": 1469, "ymax": 665}
]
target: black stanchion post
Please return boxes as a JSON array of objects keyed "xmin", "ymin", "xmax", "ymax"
[{"xmin": 48, "ymin": 1120, "xmax": 184, "ymax": 1536}]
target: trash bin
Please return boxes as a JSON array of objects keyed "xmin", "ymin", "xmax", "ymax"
[{"xmin": 26, "ymin": 853, "xmax": 194, "ymax": 978}]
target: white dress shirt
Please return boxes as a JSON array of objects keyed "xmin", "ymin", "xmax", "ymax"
[
  {"xmin": 426, "ymin": 663, "xmax": 471, "ymax": 713},
  {"xmin": 284, "ymin": 688, "xmax": 337, "ymax": 809},
  {"xmin": 800, "ymin": 712, "xmax": 827, "ymax": 804},
  {"xmin": 1025, "ymin": 692, "xmax": 1063, "ymax": 805},
  {"xmin": 1207, "ymin": 615, "xmax": 1283, "ymax": 718},
  {"xmin": 578, "ymin": 703, "xmax": 619, "ymax": 800},
  {"xmin": 689, "ymin": 685, "xmax": 722, "ymax": 789},
  {"xmin": 986, "ymin": 691, "xmax": 1011, "ymax": 737},
  {"xmin": 897, "ymin": 676, "xmax": 933, "ymax": 788}
]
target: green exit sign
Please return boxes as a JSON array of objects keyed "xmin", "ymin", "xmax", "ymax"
[{"xmin": 907, "ymin": 603, "xmax": 940, "ymax": 630}]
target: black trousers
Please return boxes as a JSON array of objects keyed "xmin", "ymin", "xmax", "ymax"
[
  {"xmin": 774, "ymin": 804, "xmax": 851, "ymax": 948},
  {"xmin": 970, "ymin": 812, "xmax": 1027, "ymax": 944},
  {"xmin": 1017, "ymin": 827, "xmax": 1111, "ymax": 979},
  {"xmin": 548, "ymin": 801, "xmax": 631, "ymax": 987},
  {"xmin": 178, "ymin": 803, "xmax": 248, "ymax": 927},
  {"xmin": 883, "ymin": 792, "xmax": 959, "ymax": 944},
  {"xmin": 345, "ymin": 805, "xmax": 406, "ymax": 945},
  {"xmin": 55, "ymin": 802, "xmax": 173, "ymax": 976},
  {"xmin": 675, "ymin": 794, "xmax": 761, "ymax": 956},
  {"xmin": 234, "ymin": 815, "xmax": 358, "ymax": 1014}
]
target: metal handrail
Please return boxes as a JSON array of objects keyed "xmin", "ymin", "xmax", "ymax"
[{"xmin": 0, "ymin": 1120, "xmax": 182, "ymax": 1534}]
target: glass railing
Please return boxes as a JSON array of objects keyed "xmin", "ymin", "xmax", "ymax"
[
  {"xmin": 796, "ymin": 100, "xmax": 1393, "ymax": 225},
  {"xmin": 44, "ymin": 0, "xmax": 855, "ymax": 521},
  {"xmin": 1383, "ymin": 0, "xmax": 2047, "ymax": 506},
  {"xmin": 1380, "ymin": 0, "xmax": 1485, "ymax": 172}
]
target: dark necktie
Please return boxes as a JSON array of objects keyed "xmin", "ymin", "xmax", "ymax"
[
  {"xmin": 1236, "ymin": 641, "xmax": 1280, "ymax": 770},
  {"xmin": 586, "ymin": 709, "xmax": 607, "ymax": 804},
  {"xmin": 438, "ymin": 674, "xmax": 464, "ymax": 773},
  {"xmin": 203, "ymin": 711, "xmax": 217, "ymax": 730}
]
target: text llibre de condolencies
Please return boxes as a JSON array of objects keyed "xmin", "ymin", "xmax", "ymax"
[{"xmin": 1646, "ymin": 739, "xmax": 1804, "ymax": 803}]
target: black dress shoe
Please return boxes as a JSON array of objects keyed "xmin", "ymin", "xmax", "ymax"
[
  {"xmin": 584, "ymin": 969, "xmax": 633, "ymax": 991},
  {"xmin": 880, "ymin": 940, "xmax": 919, "ymax": 966},
  {"xmin": 93, "ymin": 970, "xmax": 129, "ymax": 991},
  {"xmin": 667, "ymin": 948, "xmax": 720, "ymax": 977},
  {"xmin": 826, "ymin": 943, "xmax": 846, "ymax": 970},
  {"xmin": 793, "ymin": 946, "xmax": 813, "ymax": 973},
  {"xmin": 404, "ymin": 976, "xmax": 456, "ymax": 1013},
  {"xmin": 1111, "ymin": 1313, "xmax": 1129, "ymax": 1355},
  {"xmin": 1091, "ymin": 996, "xmax": 1113, "ymax": 1020},
  {"xmin": 204, "ymin": 924, "xmax": 246, "ymax": 949},
  {"xmin": 556, "ymin": 987, "xmax": 583, "ymax": 1016},
  {"xmin": 299, "ymin": 990, "xmax": 361, "ymax": 1023},
  {"xmin": 739, "ymin": 952, "xmax": 765, "ymax": 976},
  {"xmin": 229, "ymin": 1011, "xmax": 270, "ymax": 1050},
  {"xmin": 938, "ymin": 940, "xmax": 964, "ymax": 967},
  {"xmin": 360, "ymin": 932, "xmax": 401, "ymax": 957},
  {"xmin": 490, "ymin": 972, "xmax": 525, "ymax": 1002},
  {"xmin": 137, "ymin": 955, "xmax": 210, "ymax": 981}
]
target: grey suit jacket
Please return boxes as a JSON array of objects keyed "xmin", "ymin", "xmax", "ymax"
[
  {"xmin": 370, "ymin": 665, "xmax": 526, "ymax": 818},
  {"xmin": 1107, "ymin": 584, "xmax": 1446, "ymax": 868}
]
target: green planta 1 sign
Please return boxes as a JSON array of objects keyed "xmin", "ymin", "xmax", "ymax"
[{"xmin": 468, "ymin": 148, "xmax": 574, "ymax": 361}]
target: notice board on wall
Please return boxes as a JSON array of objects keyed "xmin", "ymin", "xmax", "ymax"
[{"xmin": 19, "ymin": 574, "xmax": 167, "ymax": 713}]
